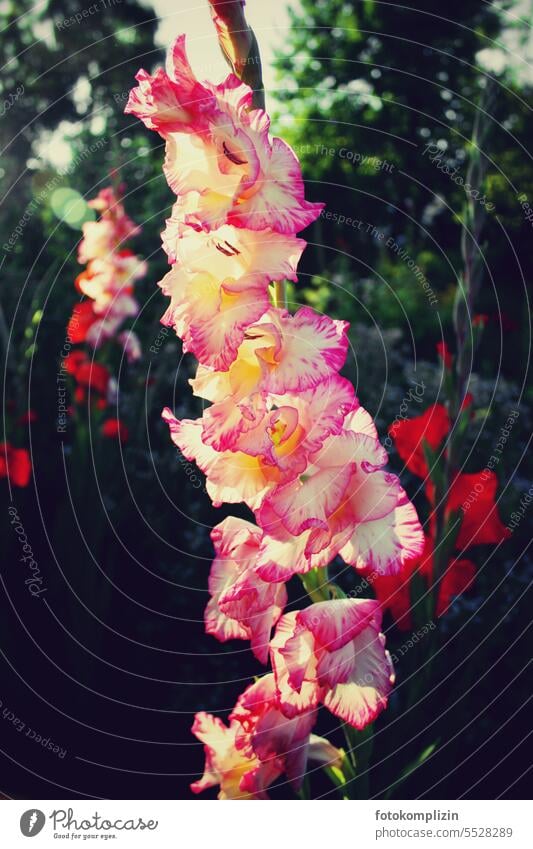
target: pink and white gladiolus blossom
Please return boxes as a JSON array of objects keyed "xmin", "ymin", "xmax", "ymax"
[
  {"xmin": 126, "ymin": 35, "xmax": 323, "ymax": 234},
  {"xmin": 256, "ymin": 407, "xmax": 424, "ymax": 582},
  {"xmin": 190, "ymin": 711, "xmax": 281, "ymax": 799},
  {"xmin": 205, "ymin": 517, "xmax": 287, "ymax": 663},
  {"xmin": 191, "ymin": 675, "xmax": 343, "ymax": 799},
  {"xmin": 158, "ymin": 227, "xmax": 305, "ymax": 369},
  {"xmin": 161, "ymin": 376, "xmax": 357, "ymax": 511},
  {"xmin": 270, "ymin": 600, "xmax": 395, "ymax": 729},
  {"xmin": 74, "ymin": 188, "xmax": 146, "ymax": 357},
  {"xmin": 78, "ymin": 187, "xmax": 140, "ymax": 264},
  {"xmin": 231, "ymin": 674, "xmax": 343, "ymax": 790}
]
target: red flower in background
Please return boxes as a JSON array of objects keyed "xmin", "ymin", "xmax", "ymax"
[
  {"xmin": 66, "ymin": 351, "xmax": 110, "ymax": 395},
  {"xmin": 436, "ymin": 341, "xmax": 452, "ymax": 369},
  {"xmin": 372, "ymin": 536, "xmax": 476, "ymax": 630},
  {"xmin": 389, "ymin": 403, "xmax": 450, "ymax": 478},
  {"xmin": 65, "ymin": 351, "xmax": 111, "ymax": 408},
  {"xmin": 433, "ymin": 471, "xmax": 511, "ymax": 549},
  {"xmin": 75, "ymin": 361, "xmax": 110, "ymax": 396},
  {"xmin": 65, "ymin": 350, "xmax": 87, "ymax": 376},
  {"xmin": 461, "ymin": 392, "xmax": 474, "ymax": 413},
  {"xmin": 17, "ymin": 410, "xmax": 37, "ymax": 425},
  {"xmin": 67, "ymin": 301, "xmax": 97, "ymax": 343},
  {"xmin": 385, "ymin": 399, "xmax": 508, "ymax": 629},
  {"xmin": 102, "ymin": 418, "xmax": 129, "ymax": 442},
  {"xmin": 0, "ymin": 443, "xmax": 31, "ymax": 487}
]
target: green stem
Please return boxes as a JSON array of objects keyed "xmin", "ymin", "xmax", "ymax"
[
  {"xmin": 452, "ymin": 84, "xmax": 495, "ymax": 432},
  {"xmin": 273, "ymin": 279, "xmax": 288, "ymax": 310},
  {"xmin": 299, "ymin": 567, "xmax": 330, "ymax": 603},
  {"xmin": 208, "ymin": 1, "xmax": 284, "ymax": 314},
  {"xmin": 425, "ymin": 89, "xmax": 494, "ymax": 655},
  {"xmin": 323, "ymin": 750, "xmax": 357, "ymax": 799},
  {"xmin": 208, "ymin": 0, "xmax": 265, "ymax": 110},
  {"xmin": 342, "ymin": 723, "xmax": 374, "ymax": 799},
  {"xmin": 297, "ymin": 774, "xmax": 311, "ymax": 799}
]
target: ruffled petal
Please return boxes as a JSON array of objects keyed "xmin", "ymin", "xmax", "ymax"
[
  {"xmin": 255, "ymin": 307, "xmax": 350, "ymax": 394},
  {"xmin": 343, "ymin": 405, "xmax": 379, "ymax": 440},
  {"xmin": 205, "ymin": 594, "xmax": 250, "ymax": 642},
  {"xmin": 190, "ymin": 363, "xmax": 233, "ymax": 403},
  {"xmin": 311, "ymin": 429, "xmax": 388, "ymax": 472},
  {"xmin": 340, "ymin": 487, "xmax": 424, "ymax": 576},
  {"xmin": 205, "ymin": 534, "xmax": 251, "ymax": 643},
  {"xmin": 323, "ymin": 629, "xmax": 395, "ymax": 729},
  {"xmin": 227, "ymin": 137, "xmax": 324, "ymax": 233},
  {"xmin": 315, "ymin": 640, "xmax": 357, "ymax": 689},
  {"xmin": 298, "ymin": 599, "xmax": 383, "ymax": 652},
  {"xmin": 247, "ymin": 599, "xmax": 287, "ymax": 664},
  {"xmin": 201, "ymin": 394, "xmax": 266, "ymax": 452},
  {"xmin": 270, "ymin": 613, "xmax": 321, "ymax": 718},
  {"xmin": 211, "ymin": 515, "xmax": 262, "ymax": 557},
  {"xmin": 126, "ymin": 34, "xmax": 215, "ymax": 136},
  {"xmin": 345, "ymin": 467, "xmax": 401, "ymax": 524},
  {"xmin": 162, "ymin": 409, "xmax": 278, "ymax": 509},
  {"xmin": 255, "ymin": 501, "xmax": 346, "ymax": 582},
  {"xmin": 159, "ymin": 265, "xmax": 270, "ymax": 370},
  {"xmin": 277, "ymin": 375, "xmax": 358, "ymax": 456},
  {"xmin": 190, "ymin": 711, "xmax": 234, "ymax": 794},
  {"xmin": 267, "ymin": 464, "xmax": 355, "ymax": 540}
]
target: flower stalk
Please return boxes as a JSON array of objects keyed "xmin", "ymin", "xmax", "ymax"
[
  {"xmin": 433, "ymin": 83, "xmax": 496, "ymax": 618},
  {"xmin": 207, "ymin": 0, "xmax": 265, "ymax": 109},
  {"xmin": 124, "ymin": 15, "xmax": 423, "ymax": 799}
]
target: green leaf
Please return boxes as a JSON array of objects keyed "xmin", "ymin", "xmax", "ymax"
[
  {"xmin": 383, "ymin": 742, "xmax": 439, "ymax": 798},
  {"xmin": 422, "ymin": 438, "xmax": 445, "ymax": 492}
]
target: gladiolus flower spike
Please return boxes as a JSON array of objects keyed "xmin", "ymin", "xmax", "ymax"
[{"xmin": 127, "ymin": 30, "xmax": 427, "ymax": 800}]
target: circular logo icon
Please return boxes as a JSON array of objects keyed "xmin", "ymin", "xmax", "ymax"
[{"xmin": 20, "ymin": 810, "xmax": 46, "ymax": 837}]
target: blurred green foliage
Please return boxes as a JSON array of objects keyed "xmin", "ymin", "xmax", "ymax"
[{"xmin": 273, "ymin": 0, "xmax": 533, "ymax": 378}]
